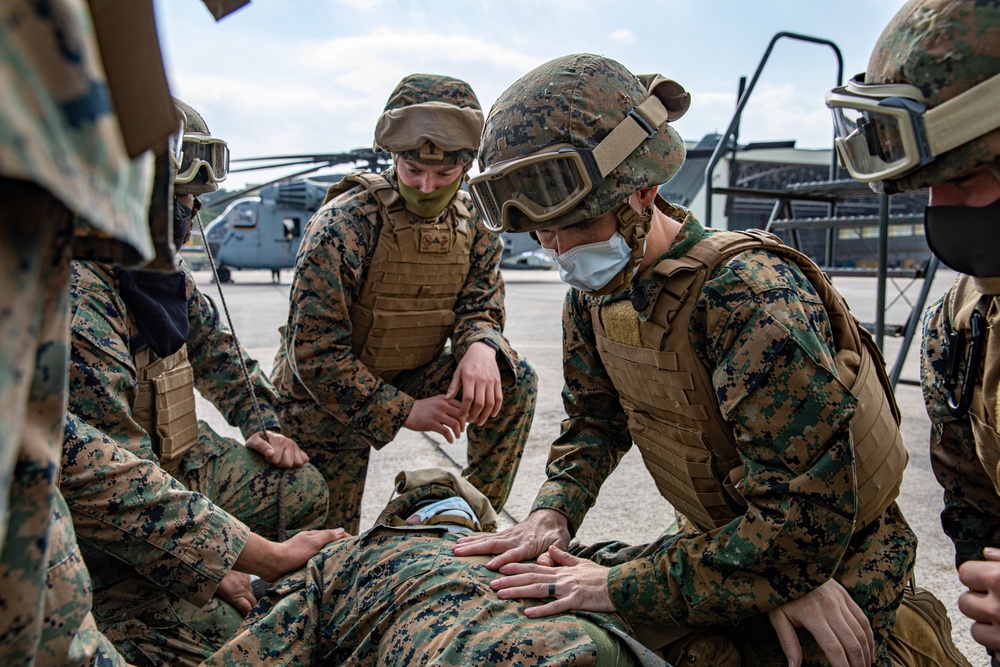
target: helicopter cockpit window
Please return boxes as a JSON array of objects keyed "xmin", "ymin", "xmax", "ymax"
[
  {"xmin": 232, "ymin": 205, "xmax": 257, "ymax": 229},
  {"xmin": 282, "ymin": 217, "xmax": 301, "ymax": 239}
]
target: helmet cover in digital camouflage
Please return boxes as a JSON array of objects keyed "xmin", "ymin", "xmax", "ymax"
[
  {"xmin": 374, "ymin": 74, "xmax": 484, "ymax": 166},
  {"xmin": 866, "ymin": 0, "xmax": 1000, "ymax": 192},
  {"xmin": 477, "ymin": 53, "xmax": 689, "ymax": 232}
]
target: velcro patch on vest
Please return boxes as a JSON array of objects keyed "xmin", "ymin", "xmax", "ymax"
[{"xmin": 419, "ymin": 226, "xmax": 451, "ymax": 253}]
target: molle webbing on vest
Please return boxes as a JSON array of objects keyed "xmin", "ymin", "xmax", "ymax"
[
  {"xmin": 946, "ymin": 276, "xmax": 1000, "ymax": 494},
  {"xmin": 132, "ymin": 343, "xmax": 199, "ymax": 476},
  {"xmin": 594, "ymin": 229, "xmax": 907, "ymax": 532},
  {"xmin": 329, "ymin": 172, "xmax": 473, "ymax": 379}
]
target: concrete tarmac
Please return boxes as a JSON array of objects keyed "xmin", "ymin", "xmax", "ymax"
[{"xmin": 193, "ymin": 263, "xmax": 986, "ymax": 665}]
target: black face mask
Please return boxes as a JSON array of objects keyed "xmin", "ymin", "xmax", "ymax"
[
  {"xmin": 116, "ymin": 269, "xmax": 189, "ymax": 358},
  {"xmin": 925, "ymin": 198, "xmax": 1000, "ymax": 277},
  {"xmin": 173, "ymin": 197, "xmax": 195, "ymax": 250}
]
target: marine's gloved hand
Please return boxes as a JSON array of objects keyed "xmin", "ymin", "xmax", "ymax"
[
  {"xmin": 491, "ymin": 544, "xmax": 615, "ymax": 618},
  {"xmin": 452, "ymin": 508, "xmax": 570, "ymax": 569},
  {"xmin": 959, "ymin": 546, "xmax": 1000, "ymax": 651},
  {"xmin": 447, "ymin": 340, "xmax": 502, "ymax": 426},
  {"xmin": 405, "ymin": 395, "xmax": 465, "ymax": 442},
  {"xmin": 767, "ymin": 578, "xmax": 874, "ymax": 667},
  {"xmin": 216, "ymin": 570, "xmax": 256, "ymax": 616},
  {"xmin": 246, "ymin": 430, "xmax": 309, "ymax": 468},
  {"xmin": 234, "ymin": 528, "xmax": 350, "ymax": 583}
]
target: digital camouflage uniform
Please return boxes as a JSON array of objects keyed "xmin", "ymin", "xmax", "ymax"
[
  {"xmin": 472, "ymin": 53, "xmax": 917, "ymax": 666},
  {"xmin": 922, "ymin": 279, "xmax": 1000, "ymax": 667},
  {"xmin": 533, "ymin": 214, "xmax": 916, "ymax": 666},
  {"xmin": 272, "ymin": 75, "xmax": 536, "ymax": 535},
  {"xmin": 0, "ymin": 1, "xmax": 163, "ymax": 664},
  {"xmin": 66, "ymin": 259, "xmax": 329, "ymax": 665},
  {"xmin": 864, "ymin": 2, "xmax": 1000, "ymax": 664},
  {"xmin": 204, "ymin": 479, "xmax": 665, "ymax": 667}
]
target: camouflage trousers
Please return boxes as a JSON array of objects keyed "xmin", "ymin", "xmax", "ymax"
[
  {"xmin": 92, "ymin": 425, "xmax": 329, "ymax": 666},
  {"xmin": 575, "ymin": 503, "xmax": 916, "ymax": 667},
  {"xmin": 202, "ymin": 526, "xmax": 644, "ymax": 667},
  {"xmin": 0, "ymin": 182, "xmax": 127, "ymax": 666},
  {"xmin": 280, "ymin": 351, "xmax": 537, "ymax": 533}
]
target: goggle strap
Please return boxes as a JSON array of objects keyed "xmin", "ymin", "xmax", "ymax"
[
  {"xmin": 591, "ymin": 95, "xmax": 670, "ymax": 178},
  {"xmin": 925, "ymin": 71, "xmax": 1000, "ymax": 157}
]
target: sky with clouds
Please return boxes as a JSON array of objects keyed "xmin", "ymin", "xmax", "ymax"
[{"xmin": 154, "ymin": 0, "xmax": 910, "ymax": 191}]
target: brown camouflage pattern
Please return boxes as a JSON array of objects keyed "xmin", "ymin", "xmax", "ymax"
[
  {"xmin": 478, "ymin": 54, "xmax": 686, "ymax": 232},
  {"xmin": 65, "ymin": 260, "xmax": 329, "ymax": 663},
  {"xmin": 273, "ymin": 173, "xmax": 535, "ymax": 533},
  {"xmin": 376, "ymin": 73, "xmax": 482, "ymax": 166},
  {"xmin": 533, "ymin": 213, "xmax": 916, "ymax": 665},
  {"xmin": 203, "ymin": 485, "xmax": 663, "ymax": 667},
  {"xmin": 867, "ymin": 0, "xmax": 1000, "ymax": 192}
]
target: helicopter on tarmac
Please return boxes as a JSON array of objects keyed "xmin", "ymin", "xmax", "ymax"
[{"xmin": 201, "ymin": 148, "xmax": 391, "ymax": 283}]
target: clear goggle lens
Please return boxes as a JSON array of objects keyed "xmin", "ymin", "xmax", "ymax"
[
  {"xmin": 469, "ymin": 146, "xmax": 597, "ymax": 232},
  {"xmin": 831, "ymin": 106, "xmax": 914, "ymax": 179},
  {"xmin": 174, "ymin": 134, "xmax": 230, "ymax": 184}
]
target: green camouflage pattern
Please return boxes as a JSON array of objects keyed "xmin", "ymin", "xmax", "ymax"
[
  {"xmin": 478, "ymin": 54, "xmax": 687, "ymax": 232},
  {"xmin": 921, "ymin": 282, "xmax": 1000, "ymax": 566},
  {"xmin": 532, "ymin": 212, "xmax": 916, "ymax": 665},
  {"xmin": 376, "ymin": 74, "xmax": 482, "ymax": 166},
  {"xmin": 64, "ymin": 260, "xmax": 329, "ymax": 663},
  {"xmin": 0, "ymin": 190, "xmax": 128, "ymax": 666},
  {"xmin": 272, "ymin": 172, "xmax": 535, "ymax": 533},
  {"xmin": 203, "ymin": 485, "xmax": 661, "ymax": 667},
  {"xmin": 0, "ymin": 0, "xmax": 158, "ymax": 268},
  {"xmin": 920, "ymin": 279, "xmax": 1000, "ymax": 666},
  {"xmin": 867, "ymin": 0, "xmax": 1000, "ymax": 192}
]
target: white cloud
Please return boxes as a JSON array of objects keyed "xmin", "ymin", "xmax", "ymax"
[{"xmin": 608, "ymin": 28, "xmax": 636, "ymax": 44}]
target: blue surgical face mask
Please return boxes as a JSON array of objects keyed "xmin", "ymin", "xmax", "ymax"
[{"xmin": 541, "ymin": 231, "xmax": 636, "ymax": 293}]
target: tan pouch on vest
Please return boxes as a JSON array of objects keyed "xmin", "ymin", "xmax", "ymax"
[{"xmin": 887, "ymin": 582, "xmax": 974, "ymax": 667}]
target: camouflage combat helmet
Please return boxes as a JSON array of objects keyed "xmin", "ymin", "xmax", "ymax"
[
  {"xmin": 867, "ymin": 0, "xmax": 1000, "ymax": 193},
  {"xmin": 172, "ymin": 98, "xmax": 229, "ymax": 196},
  {"xmin": 374, "ymin": 74, "xmax": 484, "ymax": 166},
  {"xmin": 477, "ymin": 53, "xmax": 690, "ymax": 233}
]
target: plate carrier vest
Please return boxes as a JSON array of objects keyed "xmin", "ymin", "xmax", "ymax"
[
  {"xmin": 322, "ymin": 172, "xmax": 473, "ymax": 380},
  {"xmin": 592, "ymin": 229, "xmax": 908, "ymax": 532},
  {"xmin": 944, "ymin": 275, "xmax": 1000, "ymax": 494}
]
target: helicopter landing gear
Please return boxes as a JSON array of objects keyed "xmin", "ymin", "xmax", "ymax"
[{"xmin": 216, "ymin": 266, "xmax": 232, "ymax": 284}]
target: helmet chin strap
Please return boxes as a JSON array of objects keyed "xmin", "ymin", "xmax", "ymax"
[{"xmin": 586, "ymin": 200, "xmax": 652, "ymax": 297}]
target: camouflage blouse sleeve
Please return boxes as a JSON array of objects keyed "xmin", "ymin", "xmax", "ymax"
[
  {"xmin": 65, "ymin": 262, "xmax": 251, "ymax": 603},
  {"xmin": 182, "ymin": 264, "xmax": 281, "ymax": 437},
  {"xmin": 921, "ymin": 292, "xmax": 1000, "ymax": 565},
  {"xmin": 606, "ymin": 250, "xmax": 859, "ymax": 626},
  {"xmin": 530, "ymin": 289, "xmax": 634, "ymax": 532},
  {"xmin": 448, "ymin": 195, "xmax": 511, "ymax": 365},
  {"xmin": 62, "ymin": 411, "xmax": 250, "ymax": 605},
  {"xmin": 283, "ymin": 200, "xmax": 413, "ymax": 444}
]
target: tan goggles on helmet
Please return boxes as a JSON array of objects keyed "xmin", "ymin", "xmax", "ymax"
[
  {"xmin": 469, "ymin": 145, "xmax": 602, "ymax": 233},
  {"xmin": 826, "ymin": 72, "xmax": 1000, "ymax": 182},
  {"xmin": 470, "ymin": 94, "xmax": 671, "ymax": 232},
  {"xmin": 172, "ymin": 133, "xmax": 230, "ymax": 184}
]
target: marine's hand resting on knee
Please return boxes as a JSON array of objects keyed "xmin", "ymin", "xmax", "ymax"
[
  {"xmin": 447, "ymin": 341, "xmax": 503, "ymax": 426},
  {"xmin": 767, "ymin": 578, "xmax": 873, "ymax": 667},
  {"xmin": 246, "ymin": 430, "xmax": 309, "ymax": 468}
]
